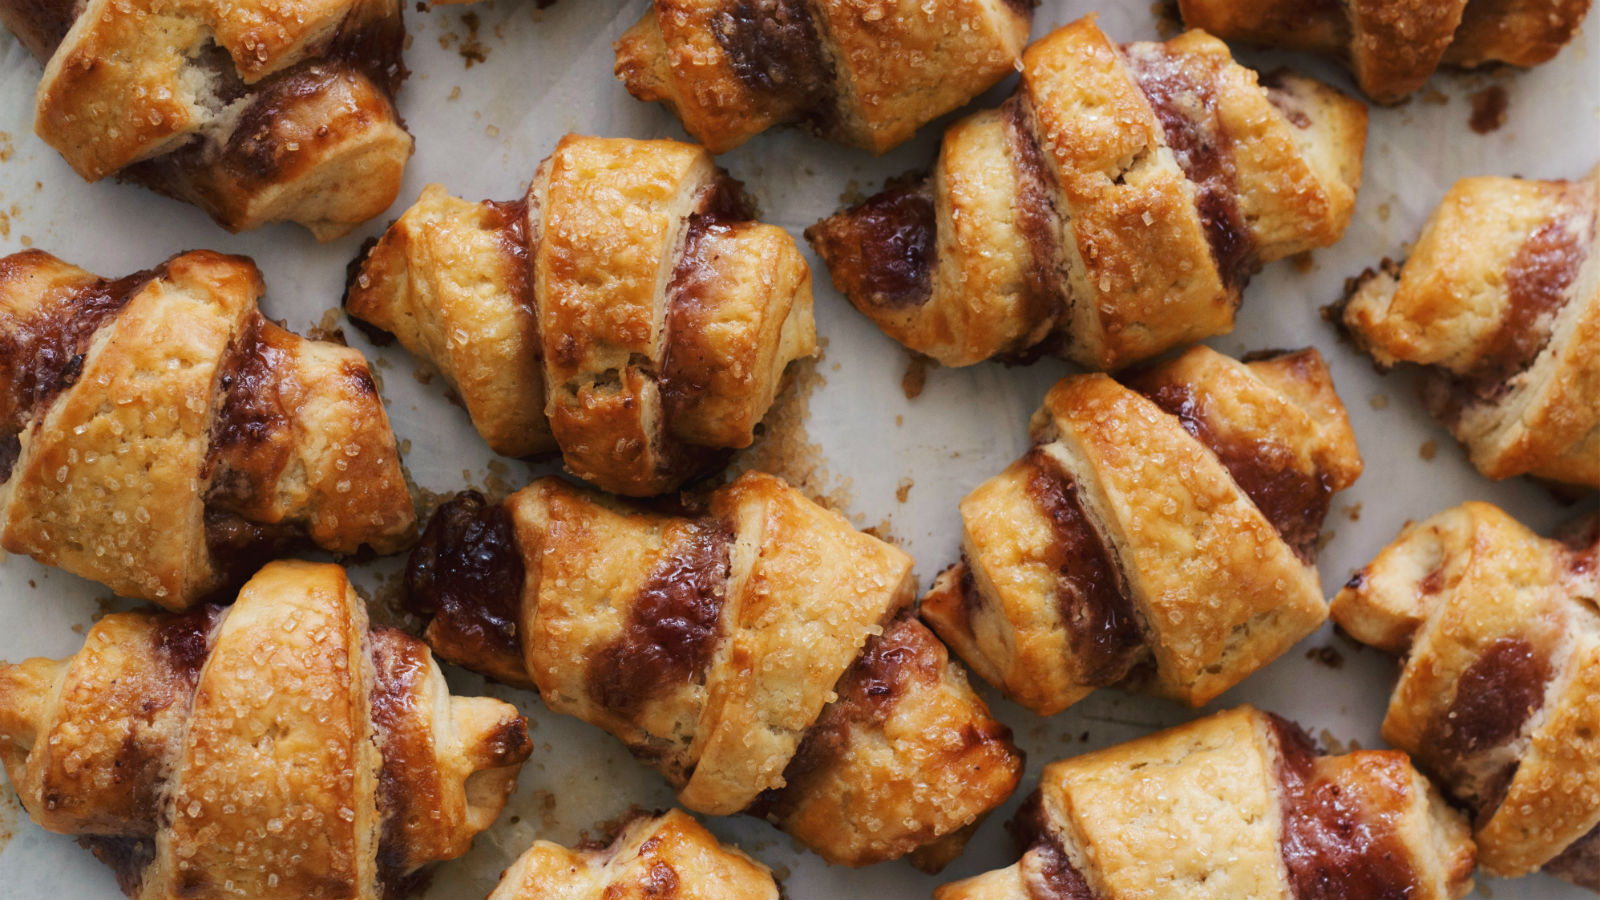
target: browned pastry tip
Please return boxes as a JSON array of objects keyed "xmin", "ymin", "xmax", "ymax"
[
  {"xmin": 1178, "ymin": 0, "xmax": 1593, "ymax": 103},
  {"xmin": 0, "ymin": 249, "xmax": 415, "ymax": 609},
  {"xmin": 1341, "ymin": 167, "xmax": 1599, "ymax": 488},
  {"xmin": 612, "ymin": 0, "xmax": 1033, "ymax": 155},
  {"xmin": 922, "ymin": 345, "xmax": 1361, "ymax": 715},
  {"xmin": 0, "ymin": 0, "xmax": 412, "ymax": 239},
  {"xmin": 1333, "ymin": 502, "xmax": 1600, "ymax": 885},
  {"xmin": 0, "ymin": 560, "xmax": 531, "ymax": 900},
  {"xmin": 807, "ymin": 15, "xmax": 1367, "ymax": 371},
  {"xmin": 401, "ymin": 469, "xmax": 1023, "ymax": 868},
  {"xmin": 346, "ymin": 134, "xmax": 817, "ymax": 497},
  {"xmin": 935, "ymin": 705, "xmax": 1475, "ymax": 900},
  {"xmin": 488, "ymin": 808, "xmax": 779, "ymax": 900}
]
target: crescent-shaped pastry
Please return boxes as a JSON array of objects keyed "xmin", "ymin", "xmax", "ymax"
[
  {"xmin": 806, "ymin": 16, "xmax": 1366, "ymax": 371},
  {"xmin": 0, "ymin": 0, "xmax": 412, "ymax": 238},
  {"xmin": 347, "ymin": 135, "xmax": 816, "ymax": 497},
  {"xmin": 1332, "ymin": 502, "xmax": 1600, "ymax": 887},
  {"xmin": 0, "ymin": 249, "xmax": 415, "ymax": 608},
  {"xmin": 612, "ymin": 0, "xmax": 1033, "ymax": 154},
  {"xmin": 489, "ymin": 809, "xmax": 778, "ymax": 900},
  {"xmin": 401, "ymin": 470, "xmax": 1023, "ymax": 870},
  {"xmin": 1341, "ymin": 167, "xmax": 1599, "ymax": 487},
  {"xmin": 936, "ymin": 705, "xmax": 1476, "ymax": 900},
  {"xmin": 1178, "ymin": 0, "xmax": 1594, "ymax": 104},
  {"xmin": 923, "ymin": 346, "xmax": 1362, "ymax": 715},
  {"xmin": 0, "ymin": 560, "xmax": 531, "ymax": 899}
]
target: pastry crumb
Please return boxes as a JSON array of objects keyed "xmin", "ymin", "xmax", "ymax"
[
  {"xmin": 1317, "ymin": 728, "xmax": 1360, "ymax": 755},
  {"xmin": 895, "ymin": 478, "xmax": 914, "ymax": 503},
  {"xmin": 902, "ymin": 354, "xmax": 929, "ymax": 400},
  {"xmin": 1343, "ymin": 502, "xmax": 1362, "ymax": 522},
  {"xmin": 482, "ymin": 459, "xmax": 516, "ymax": 502},
  {"xmin": 458, "ymin": 11, "xmax": 490, "ymax": 67},
  {"xmin": 1419, "ymin": 440, "xmax": 1438, "ymax": 460},
  {"xmin": 0, "ymin": 789, "xmax": 15, "ymax": 855},
  {"xmin": 307, "ymin": 308, "xmax": 346, "ymax": 344},
  {"xmin": 1469, "ymin": 85, "xmax": 1508, "ymax": 134},
  {"xmin": 1305, "ymin": 645, "xmax": 1344, "ymax": 669},
  {"xmin": 862, "ymin": 518, "xmax": 896, "ymax": 544}
]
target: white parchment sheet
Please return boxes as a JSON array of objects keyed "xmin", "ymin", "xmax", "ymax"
[{"xmin": 0, "ymin": 1, "xmax": 1596, "ymax": 896}]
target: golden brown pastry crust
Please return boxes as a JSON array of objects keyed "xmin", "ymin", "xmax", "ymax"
[
  {"xmin": 0, "ymin": 249, "xmax": 415, "ymax": 609},
  {"xmin": 1178, "ymin": 0, "xmax": 1593, "ymax": 103},
  {"xmin": 807, "ymin": 17, "xmax": 1366, "ymax": 371},
  {"xmin": 0, "ymin": 560, "xmax": 531, "ymax": 900},
  {"xmin": 612, "ymin": 0, "xmax": 1032, "ymax": 155},
  {"xmin": 922, "ymin": 346, "xmax": 1361, "ymax": 715},
  {"xmin": 936, "ymin": 706, "xmax": 1476, "ymax": 900},
  {"xmin": 401, "ymin": 470, "xmax": 1023, "ymax": 868},
  {"xmin": 488, "ymin": 809, "xmax": 779, "ymax": 900},
  {"xmin": 1341, "ymin": 167, "xmax": 1600, "ymax": 487},
  {"xmin": 0, "ymin": 0, "xmax": 412, "ymax": 239},
  {"xmin": 1332, "ymin": 503, "xmax": 1600, "ymax": 884},
  {"xmin": 347, "ymin": 135, "xmax": 816, "ymax": 497}
]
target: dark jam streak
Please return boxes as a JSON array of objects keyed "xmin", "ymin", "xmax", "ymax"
[
  {"xmin": 750, "ymin": 615, "xmax": 955, "ymax": 820},
  {"xmin": 587, "ymin": 519, "xmax": 732, "ymax": 715},
  {"xmin": 1023, "ymin": 449, "xmax": 1144, "ymax": 686},
  {"xmin": 405, "ymin": 492, "xmax": 527, "ymax": 674},
  {"xmin": 0, "ymin": 254, "xmax": 158, "ymax": 482},
  {"xmin": 75, "ymin": 604, "xmax": 220, "ymax": 896},
  {"xmin": 367, "ymin": 628, "xmax": 467, "ymax": 900},
  {"xmin": 124, "ymin": 9, "xmax": 407, "ymax": 214},
  {"xmin": 806, "ymin": 178, "xmax": 937, "ymax": 309},
  {"xmin": 1128, "ymin": 377, "xmax": 1333, "ymax": 563},
  {"xmin": 1270, "ymin": 715, "xmax": 1419, "ymax": 900},
  {"xmin": 81, "ymin": 836, "xmax": 157, "ymax": 897},
  {"xmin": 482, "ymin": 197, "xmax": 531, "ymax": 311},
  {"xmin": 659, "ymin": 175, "xmax": 755, "ymax": 425},
  {"xmin": 1438, "ymin": 214, "xmax": 1587, "ymax": 419},
  {"xmin": 1008, "ymin": 792, "xmax": 1098, "ymax": 900},
  {"xmin": 1004, "ymin": 96, "xmax": 1071, "ymax": 352},
  {"xmin": 1125, "ymin": 45, "xmax": 1257, "ymax": 290},
  {"xmin": 201, "ymin": 316, "xmax": 308, "ymax": 583},
  {"xmin": 220, "ymin": 8, "xmax": 408, "ymax": 184},
  {"xmin": 1428, "ymin": 637, "xmax": 1551, "ymax": 764},
  {"xmin": 206, "ymin": 316, "xmax": 290, "ymax": 492},
  {"xmin": 710, "ymin": 0, "xmax": 833, "ymax": 124},
  {"xmin": 155, "ymin": 604, "xmax": 222, "ymax": 680},
  {"xmin": 325, "ymin": 4, "xmax": 409, "ymax": 97}
]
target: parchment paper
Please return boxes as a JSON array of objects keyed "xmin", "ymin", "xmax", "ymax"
[{"xmin": 0, "ymin": 1, "xmax": 1596, "ymax": 896}]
